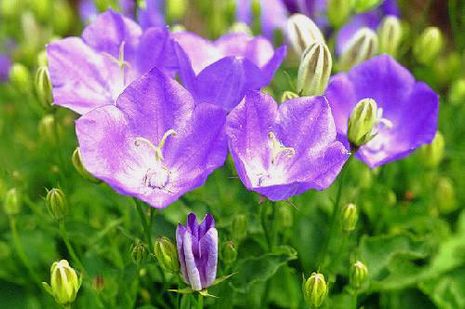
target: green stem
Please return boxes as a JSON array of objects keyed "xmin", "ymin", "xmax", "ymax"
[
  {"xmin": 59, "ymin": 221, "xmax": 85, "ymax": 272},
  {"xmin": 260, "ymin": 204, "xmax": 271, "ymax": 251},
  {"xmin": 135, "ymin": 199, "xmax": 153, "ymax": 254},
  {"xmin": 9, "ymin": 216, "xmax": 41, "ymax": 285},
  {"xmin": 197, "ymin": 293, "xmax": 203, "ymax": 309}
]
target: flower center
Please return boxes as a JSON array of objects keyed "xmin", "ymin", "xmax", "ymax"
[
  {"xmin": 134, "ymin": 129, "xmax": 176, "ymax": 190},
  {"xmin": 268, "ymin": 132, "xmax": 295, "ymax": 165},
  {"xmin": 103, "ymin": 41, "xmax": 131, "ymax": 95}
]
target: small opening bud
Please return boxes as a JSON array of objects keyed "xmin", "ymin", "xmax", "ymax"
[
  {"xmin": 341, "ymin": 203, "xmax": 358, "ymax": 232},
  {"xmin": 303, "ymin": 272, "xmax": 328, "ymax": 308},
  {"xmin": 3, "ymin": 188, "xmax": 21, "ymax": 216},
  {"xmin": 72, "ymin": 147, "xmax": 99, "ymax": 183},
  {"xmin": 286, "ymin": 14, "xmax": 325, "ymax": 57},
  {"xmin": 413, "ymin": 27, "xmax": 443, "ymax": 65},
  {"xmin": 222, "ymin": 240, "xmax": 238, "ymax": 265},
  {"xmin": 38, "ymin": 114, "xmax": 61, "ymax": 145},
  {"xmin": 339, "ymin": 27, "xmax": 379, "ymax": 71},
  {"xmin": 351, "ymin": 260, "xmax": 368, "ymax": 288},
  {"xmin": 35, "ymin": 66, "xmax": 53, "ymax": 109},
  {"xmin": 378, "ymin": 16, "xmax": 402, "ymax": 57},
  {"xmin": 153, "ymin": 236, "xmax": 179, "ymax": 273},
  {"xmin": 435, "ymin": 177, "xmax": 457, "ymax": 215},
  {"xmin": 45, "ymin": 188, "xmax": 68, "ymax": 221},
  {"xmin": 43, "ymin": 259, "xmax": 81, "ymax": 306},
  {"xmin": 328, "ymin": 0, "xmax": 351, "ymax": 28},
  {"xmin": 9, "ymin": 63, "xmax": 30, "ymax": 92},
  {"xmin": 419, "ymin": 132, "xmax": 445, "ymax": 168},
  {"xmin": 347, "ymin": 98, "xmax": 378, "ymax": 147},
  {"xmin": 297, "ymin": 41, "xmax": 333, "ymax": 96},
  {"xmin": 131, "ymin": 240, "xmax": 148, "ymax": 265},
  {"xmin": 232, "ymin": 214, "xmax": 248, "ymax": 242}
]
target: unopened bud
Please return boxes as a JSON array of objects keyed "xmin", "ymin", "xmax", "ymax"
[
  {"xmin": 413, "ymin": 27, "xmax": 443, "ymax": 65},
  {"xmin": 449, "ymin": 79, "xmax": 465, "ymax": 106},
  {"xmin": 38, "ymin": 114, "xmax": 59, "ymax": 144},
  {"xmin": 42, "ymin": 260, "xmax": 81, "ymax": 306},
  {"xmin": 347, "ymin": 98, "xmax": 378, "ymax": 147},
  {"xmin": 351, "ymin": 260, "xmax": 368, "ymax": 287},
  {"xmin": 232, "ymin": 214, "xmax": 248, "ymax": 242},
  {"xmin": 297, "ymin": 41, "xmax": 332, "ymax": 96},
  {"xmin": 328, "ymin": 0, "xmax": 351, "ymax": 28},
  {"xmin": 166, "ymin": 0, "xmax": 187, "ymax": 23},
  {"xmin": 277, "ymin": 205, "xmax": 293, "ymax": 229},
  {"xmin": 9, "ymin": 63, "xmax": 30, "ymax": 91},
  {"xmin": 286, "ymin": 14, "xmax": 324, "ymax": 56},
  {"xmin": 45, "ymin": 188, "xmax": 68, "ymax": 220},
  {"xmin": 436, "ymin": 177, "xmax": 457, "ymax": 214},
  {"xmin": 72, "ymin": 148, "xmax": 99, "ymax": 182},
  {"xmin": 342, "ymin": 203, "xmax": 358, "ymax": 232},
  {"xmin": 154, "ymin": 237, "xmax": 179, "ymax": 273},
  {"xmin": 131, "ymin": 240, "xmax": 148, "ymax": 265},
  {"xmin": 3, "ymin": 188, "xmax": 21, "ymax": 216},
  {"xmin": 222, "ymin": 241, "xmax": 238, "ymax": 265},
  {"xmin": 37, "ymin": 50, "xmax": 48, "ymax": 67},
  {"xmin": 339, "ymin": 27, "xmax": 378, "ymax": 71},
  {"xmin": 419, "ymin": 132, "xmax": 445, "ymax": 168},
  {"xmin": 303, "ymin": 272, "xmax": 328, "ymax": 308},
  {"xmin": 378, "ymin": 16, "xmax": 402, "ymax": 57},
  {"xmin": 35, "ymin": 66, "xmax": 53, "ymax": 108},
  {"xmin": 281, "ymin": 91, "xmax": 299, "ymax": 102},
  {"xmin": 352, "ymin": 0, "xmax": 382, "ymax": 13}
]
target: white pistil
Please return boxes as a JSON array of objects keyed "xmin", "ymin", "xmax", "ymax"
[
  {"xmin": 268, "ymin": 132, "xmax": 295, "ymax": 165},
  {"xmin": 102, "ymin": 41, "xmax": 131, "ymax": 91}
]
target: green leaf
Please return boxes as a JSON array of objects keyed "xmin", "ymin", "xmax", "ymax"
[{"xmin": 420, "ymin": 267, "xmax": 465, "ymax": 309}]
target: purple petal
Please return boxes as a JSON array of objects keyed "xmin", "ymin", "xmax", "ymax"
[
  {"xmin": 182, "ymin": 231, "xmax": 202, "ymax": 290},
  {"xmin": 138, "ymin": 0, "xmax": 166, "ymax": 29},
  {"xmin": 0, "ymin": 54, "xmax": 11, "ymax": 82},
  {"xmin": 336, "ymin": 12, "xmax": 380, "ymax": 55},
  {"xmin": 199, "ymin": 214, "xmax": 215, "ymax": 237},
  {"xmin": 198, "ymin": 228, "xmax": 218, "ymax": 289},
  {"xmin": 176, "ymin": 224, "xmax": 188, "ymax": 282},
  {"xmin": 174, "ymin": 42, "xmax": 197, "ymax": 93}
]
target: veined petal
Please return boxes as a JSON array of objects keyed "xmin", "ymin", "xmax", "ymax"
[
  {"xmin": 182, "ymin": 232, "xmax": 202, "ymax": 291},
  {"xmin": 199, "ymin": 228, "xmax": 218, "ymax": 289},
  {"xmin": 176, "ymin": 224, "xmax": 188, "ymax": 282}
]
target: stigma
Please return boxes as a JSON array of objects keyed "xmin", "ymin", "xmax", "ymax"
[{"xmin": 268, "ymin": 132, "xmax": 295, "ymax": 164}]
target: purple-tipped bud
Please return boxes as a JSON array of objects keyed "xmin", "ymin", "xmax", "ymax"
[{"xmin": 176, "ymin": 213, "xmax": 218, "ymax": 291}]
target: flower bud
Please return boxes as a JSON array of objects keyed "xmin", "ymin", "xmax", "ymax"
[
  {"xmin": 281, "ymin": 91, "xmax": 299, "ymax": 103},
  {"xmin": 351, "ymin": 260, "xmax": 368, "ymax": 287},
  {"xmin": 276, "ymin": 205, "xmax": 293, "ymax": 229},
  {"xmin": 328, "ymin": 0, "xmax": 351, "ymax": 28},
  {"xmin": 419, "ymin": 132, "xmax": 445, "ymax": 168},
  {"xmin": 37, "ymin": 50, "xmax": 48, "ymax": 67},
  {"xmin": 286, "ymin": 13, "xmax": 324, "ymax": 56},
  {"xmin": 413, "ymin": 27, "xmax": 443, "ymax": 65},
  {"xmin": 43, "ymin": 260, "xmax": 81, "ymax": 306},
  {"xmin": 341, "ymin": 203, "xmax": 358, "ymax": 232},
  {"xmin": 222, "ymin": 241, "xmax": 238, "ymax": 265},
  {"xmin": 339, "ymin": 27, "xmax": 378, "ymax": 71},
  {"xmin": 35, "ymin": 66, "xmax": 53, "ymax": 109},
  {"xmin": 232, "ymin": 214, "xmax": 248, "ymax": 242},
  {"xmin": 9, "ymin": 63, "xmax": 30, "ymax": 91},
  {"xmin": 38, "ymin": 114, "xmax": 59, "ymax": 144},
  {"xmin": 449, "ymin": 78, "xmax": 465, "ymax": 106},
  {"xmin": 436, "ymin": 177, "xmax": 457, "ymax": 214},
  {"xmin": 303, "ymin": 272, "xmax": 328, "ymax": 308},
  {"xmin": 297, "ymin": 41, "xmax": 332, "ymax": 96},
  {"xmin": 347, "ymin": 98, "xmax": 378, "ymax": 147},
  {"xmin": 131, "ymin": 240, "xmax": 148, "ymax": 265},
  {"xmin": 352, "ymin": 0, "xmax": 382, "ymax": 13},
  {"xmin": 377, "ymin": 16, "xmax": 402, "ymax": 57},
  {"xmin": 166, "ymin": 0, "xmax": 187, "ymax": 23},
  {"xmin": 3, "ymin": 188, "xmax": 21, "ymax": 216},
  {"xmin": 45, "ymin": 188, "xmax": 68, "ymax": 220},
  {"xmin": 72, "ymin": 147, "xmax": 99, "ymax": 182},
  {"xmin": 154, "ymin": 236, "xmax": 179, "ymax": 273}
]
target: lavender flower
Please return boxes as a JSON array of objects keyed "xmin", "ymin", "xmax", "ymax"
[
  {"xmin": 0, "ymin": 54, "xmax": 11, "ymax": 82},
  {"xmin": 325, "ymin": 55, "xmax": 439, "ymax": 168},
  {"xmin": 226, "ymin": 91, "xmax": 349, "ymax": 201},
  {"xmin": 174, "ymin": 31, "xmax": 286, "ymax": 111},
  {"xmin": 176, "ymin": 213, "xmax": 218, "ymax": 291},
  {"xmin": 75, "ymin": 68, "xmax": 227, "ymax": 208},
  {"xmin": 47, "ymin": 10, "xmax": 176, "ymax": 114}
]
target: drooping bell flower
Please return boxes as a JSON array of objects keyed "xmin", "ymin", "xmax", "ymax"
[
  {"xmin": 0, "ymin": 54, "xmax": 11, "ymax": 82},
  {"xmin": 176, "ymin": 213, "xmax": 218, "ymax": 291},
  {"xmin": 336, "ymin": 0, "xmax": 399, "ymax": 55},
  {"xmin": 174, "ymin": 31, "xmax": 286, "ymax": 111},
  {"xmin": 226, "ymin": 91, "xmax": 349, "ymax": 201},
  {"xmin": 325, "ymin": 55, "xmax": 439, "ymax": 168},
  {"xmin": 75, "ymin": 68, "xmax": 227, "ymax": 208},
  {"xmin": 47, "ymin": 10, "xmax": 177, "ymax": 114}
]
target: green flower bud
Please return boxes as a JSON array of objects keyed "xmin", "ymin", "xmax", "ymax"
[
  {"xmin": 72, "ymin": 148, "xmax": 99, "ymax": 182},
  {"xmin": 131, "ymin": 240, "xmax": 148, "ymax": 265},
  {"xmin": 352, "ymin": 0, "xmax": 382, "ymax": 13},
  {"xmin": 339, "ymin": 27, "xmax": 378, "ymax": 71},
  {"xmin": 342, "ymin": 203, "xmax": 358, "ymax": 232},
  {"xmin": 351, "ymin": 260, "xmax": 368, "ymax": 288},
  {"xmin": 45, "ymin": 188, "xmax": 68, "ymax": 220},
  {"xmin": 38, "ymin": 114, "xmax": 60, "ymax": 144},
  {"xmin": 436, "ymin": 177, "xmax": 457, "ymax": 214},
  {"xmin": 37, "ymin": 50, "xmax": 48, "ymax": 67},
  {"xmin": 281, "ymin": 91, "xmax": 299, "ymax": 103},
  {"xmin": 153, "ymin": 237, "xmax": 179, "ymax": 273},
  {"xmin": 297, "ymin": 41, "xmax": 332, "ymax": 96},
  {"xmin": 222, "ymin": 241, "xmax": 238, "ymax": 265},
  {"xmin": 232, "ymin": 214, "xmax": 248, "ymax": 242},
  {"xmin": 449, "ymin": 78, "xmax": 465, "ymax": 106},
  {"xmin": 377, "ymin": 16, "xmax": 402, "ymax": 57},
  {"xmin": 276, "ymin": 205, "xmax": 294, "ymax": 229},
  {"xmin": 43, "ymin": 260, "xmax": 81, "ymax": 306},
  {"xmin": 166, "ymin": 0, "xmax": 187, "ymax": 23},
  {"xmin": 413, "ymin": 27, "xmax": 443, "ymax": 65},
  {"xmin": 328, "ymin": 0, "xmax": 351, "ymax": 28},
  {"xmin": 9, "ymin": 63, "xmax": 31, "ymax": 91},
  {"xmin": 286, "ymin": 13, "xmax": 324, "ymax": 56},
  {"xmin": 35, "ymin": 66, "xmax": 53, "ymax": 108},
  {"xmin": 347, "ymin": 98, "xmax": 378, "ymax": 147},
  {"xmin": 3, "ymin": 188, "xmax": 21, "ymax": 216},
  {"xmin": 419, "ymin": 132, "xmax": 445, "ymax": 168},
  {"xmin": 303, "ymin": 272, "xmax": 328, "ymax": 308}
]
